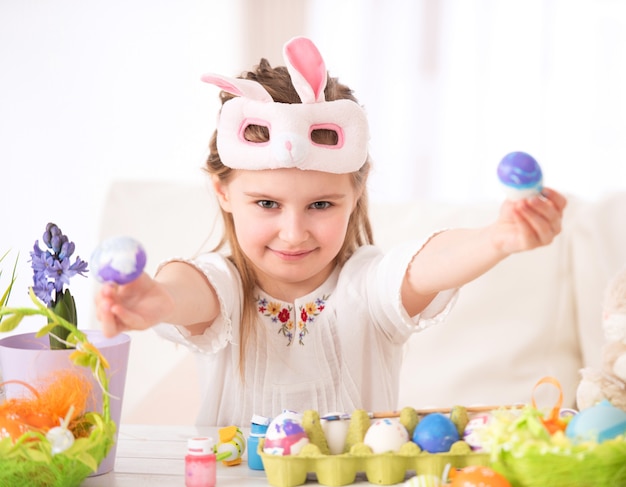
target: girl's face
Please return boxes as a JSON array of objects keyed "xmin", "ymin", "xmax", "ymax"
[{"xmin": 213, "ymin": 168, "xmax": 360, "ymax": 300}]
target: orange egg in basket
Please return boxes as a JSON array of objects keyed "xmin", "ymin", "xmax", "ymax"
[{"xmin": 448, "ymin": 465, "xmax": 511, "ymax": 487}]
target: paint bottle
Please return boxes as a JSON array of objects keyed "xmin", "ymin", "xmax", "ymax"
[
  {"xmin": 185, "ymin": 437, "xmax": 216, "ymax": 487},
  {"xmin": 247, "ymin": 414, "xmax": 271, "ymax": 470}
]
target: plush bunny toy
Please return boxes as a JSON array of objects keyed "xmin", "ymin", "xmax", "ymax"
[{"xmin": 576, "ymin": 266, "xmax": 626, "ymax": 411}]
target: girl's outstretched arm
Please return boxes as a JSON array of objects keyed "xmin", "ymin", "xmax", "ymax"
[
  {"xmin": 96, "ymin": 261, "xmax": 219, "ymax": 338},
  {"xmin": 401, "ymin": 188, "xmax": 567, "ymax": 316}
]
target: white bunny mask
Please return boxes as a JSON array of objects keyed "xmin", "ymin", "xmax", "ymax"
[{"xmin": 201, "ymin": 37, "xmax": 369, "ymax": 174}]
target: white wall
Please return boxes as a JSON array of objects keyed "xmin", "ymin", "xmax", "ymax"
[
  {"xmin": 0, "ymin": 0, "xmax": 244, "ymax": 325},
  {"xmin": 2, "ymin": 0, "xmax": 626, "ymax": 327}
]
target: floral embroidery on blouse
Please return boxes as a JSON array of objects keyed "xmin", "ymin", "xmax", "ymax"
[{"xmin": 257, "ymin": 294, "xmax": 330, "ymax": 346}]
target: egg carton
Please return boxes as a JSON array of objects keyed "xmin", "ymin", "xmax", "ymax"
[{"xmin": 259, "ymin": 441, "xmax": 489, "ymax": 487}]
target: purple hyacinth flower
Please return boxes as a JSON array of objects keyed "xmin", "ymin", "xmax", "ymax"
[{"xmin": 29, "ymin": 223, "xmax": 89, "ymax": 305}]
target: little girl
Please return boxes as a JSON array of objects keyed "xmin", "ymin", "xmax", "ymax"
[{"xmin": 96, "ymin": 37, "xmax": 566, "ymax": 426}]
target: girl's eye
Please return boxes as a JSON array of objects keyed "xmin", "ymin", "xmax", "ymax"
[
  {"xmin": 310, "ymin": 201, "xmax": 331, "ymax": 210},
  {"xmin": 257, "ymin": 200, "xmax": 279, "ymax": 209}
]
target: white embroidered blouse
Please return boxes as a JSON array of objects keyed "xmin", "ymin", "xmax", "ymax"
[{"xmin": 155, "ymin": 239, "xmax": 457, "ymax": 426}]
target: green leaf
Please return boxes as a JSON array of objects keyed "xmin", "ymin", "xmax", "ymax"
[
  {"xmin": 75, "ymin": 451, "xmax": 99, "ymax": 472},
  {"xmin": 34, "ymin": 321, "xmax": 60, "ymax": 338},
  {"xmin": 71, "ymin": 353, "xmax": 92, "ymax": 367},
  {"xmin": 0, "ymin": 250, "xmax": 18, "ymax": 321},
  {"xmin": 48, "ymin": 289, "xmax": 79, "ymax": 349},
  {"xmin": 58, "ymin": 289, "xmax": 78, "ymax": 324},
  {"xmin": 0, "ymin": 280, "xmax": 14, "ymax": 307},
  {"xmin": 0, "ymin": 313, "xmax": 23, "ymax": 332},
  {"xmin": 23, "ymin": 447, "xmax": 50, "ymax": 463},
  {"xmin": 27, "ymin": 287, "xmax": 48, "ymax": 311}
]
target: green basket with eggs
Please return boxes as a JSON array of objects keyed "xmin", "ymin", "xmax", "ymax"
[
  {"xmin": 481, "ymin": 376, "xmax": 626, "ymax": 487},
  {"xmin": 482, "ymin": 406, "xmax": 626, "ymax": 487}
]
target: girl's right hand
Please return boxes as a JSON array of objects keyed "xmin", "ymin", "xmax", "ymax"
[{"xmin": 95, "ymin": 273, "xmax": 175, "ymax": 338}]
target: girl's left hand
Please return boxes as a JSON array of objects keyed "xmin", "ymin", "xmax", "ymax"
[{"xmin": 493, "ymin": 187, "xmax": 567, "ymax": 255}]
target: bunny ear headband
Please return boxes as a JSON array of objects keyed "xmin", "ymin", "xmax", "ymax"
[{"xmin": 201, "ymin": 37, "xmax": 369, "ymax": 173}]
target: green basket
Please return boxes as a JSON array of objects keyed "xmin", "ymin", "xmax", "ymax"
[
  {"xmin": 492, "ymin": 438, "xmax": 626, "ymax": 487},
  {"xmin": 483, "ymin": 406, "xmax": 626, "ymax": 487}
]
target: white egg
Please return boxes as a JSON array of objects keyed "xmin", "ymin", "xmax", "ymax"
[
  {"xmin": 363, "ymin": 418, "xmax": 409, "ymax": 454},
  {"xmin": 321, "ymin": 414, "xmax": 350, "ymax": 455},
  {"xmin": 46, "ymin": 426, "xmax": 75, "ymax": 454}
]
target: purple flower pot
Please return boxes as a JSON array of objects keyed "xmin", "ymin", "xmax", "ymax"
[{"xmin": 0, "ymin": 330, "xmax": 131, "ymax": 476}]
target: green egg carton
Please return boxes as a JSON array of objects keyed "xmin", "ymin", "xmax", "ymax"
[{"xmin": 259, "ymin": 440, "xmax": 490, "ymax": 487}]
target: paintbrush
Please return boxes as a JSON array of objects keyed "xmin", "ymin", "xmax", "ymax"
[{"xmin": 321, "ymin": 403, "xmax": 525, "ymax": 421}]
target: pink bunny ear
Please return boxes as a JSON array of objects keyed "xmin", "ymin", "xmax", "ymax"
[
  {"xmin": 201, "ymin": 73, "xmax": 273, "ymax": 102},
  {"xmin": 283, "ymin": 37, "xmax": 327, "ymax": 103}
]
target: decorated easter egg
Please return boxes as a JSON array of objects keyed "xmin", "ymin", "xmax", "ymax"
[
  {"xmin": 497, "ymin": 151, "xmax": 543, "ymax": 200},
  {"xmin": 463, "ymin": 413, "xmax": 491, "ymax": 452},
  {"xmin": 449, "ymin": 465, "xmax": 511, "ymax": 487},
  {"xmin": 412, "ymin": 413, "xmax": 459, "ymax": 453},
  {"xmin": 363, "ymin": 418, "xmax": 409, "ymax": 454},
  {"xmin": 565, "ymin": 400, "xmax": 626, "ymax": 443},
  {"xmin": 91, "ymin": 236, "xmax": 147, "ymax": 284},
  {"xmin": 263, "ymin": 410, "xmax": 309, "ymax": 456}
]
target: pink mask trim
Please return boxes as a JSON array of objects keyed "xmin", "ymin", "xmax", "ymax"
[
  {"xmin": 238, "ymin": 118, "xmax": 271, "ymax": 147},
  {"xmin": 309, "ymin": 123, "xmax": 345, "ymax": 149}
]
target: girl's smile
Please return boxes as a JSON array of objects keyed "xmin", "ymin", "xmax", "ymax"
[
  {"xmin": 269, "ymin": 248, "xmax": 316, "ymax": 260},
  {"xmin": 212, "ymin": 168, "xmax": 359, "ymax": 301}
]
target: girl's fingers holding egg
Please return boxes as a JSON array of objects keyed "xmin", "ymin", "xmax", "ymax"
[
  {"xmin": 514, "ymin": 199, "xmax": 560, "ymax": 246},
  {"xmin": 539, "ymin": 187, "xmax": 568, "ymax": 212}
]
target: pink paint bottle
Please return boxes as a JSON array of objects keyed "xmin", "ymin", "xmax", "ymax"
[{"xmin": 185, "ymin": 437, "xmax": 216, "ymax": 487}]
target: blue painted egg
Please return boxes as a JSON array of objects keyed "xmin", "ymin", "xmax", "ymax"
[
  {"xmin": 565, "ymin": 400, "xmax": 626, "ymax": 443},
  {"xmin": 497, "ymin": 151, "xmax": 543, "ymax": 200},
  {"xmin": 263, "ymin": 411, "xmax": 309, "ymax": 456},
  {"xmin": 412, "ymin": 413, "xmax": 459, "ymax": 453},
  {"xmin": 91, "ymin": 236, "xmax": 147, "ymax": 284}
]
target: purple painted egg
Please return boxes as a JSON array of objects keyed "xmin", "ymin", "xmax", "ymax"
[
  {"xmin": 263, "ymin": 411, "xmax": 309, "ymax": 456},
  {"xmin": 91, "ymin": 236, "xmax": 147, "ymax": 284},
  {"xmin": 412, "ymin": 413, "xmax": 459, "ymax": 453},
  {"xmin": 497, "ymin": 151, "xmax": 543, "ymax": 200}
]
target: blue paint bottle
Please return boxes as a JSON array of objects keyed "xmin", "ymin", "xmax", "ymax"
[{"xmin": 247, "ymin": 414, "xmax": 271, "ymax": 470}]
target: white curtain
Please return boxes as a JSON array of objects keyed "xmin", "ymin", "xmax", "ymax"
[
  {"xmin": 300, "ymin": 0, "xmax": 626, "ymax": 203},
  {"xmin": 1, "ymin": 0, "xmax": 624, "ymax": 314}
]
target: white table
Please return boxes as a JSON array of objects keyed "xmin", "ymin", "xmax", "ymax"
[{"xmin": 82, "ymin": 425, "xmax": 391, "ymax": 486}]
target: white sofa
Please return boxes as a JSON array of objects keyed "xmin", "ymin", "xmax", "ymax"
[{"xmin": 99, "ymin": 180, "xmax": 626, "ymax": 425}]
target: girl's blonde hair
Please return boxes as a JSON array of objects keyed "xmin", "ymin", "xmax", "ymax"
[{"xmin": 205, "ymin": 58, "xmax": 373, "ymax": 377}]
